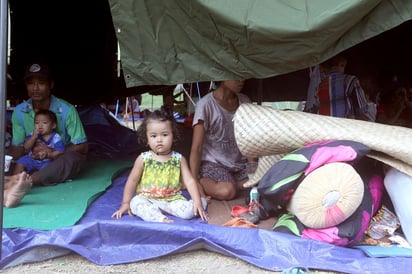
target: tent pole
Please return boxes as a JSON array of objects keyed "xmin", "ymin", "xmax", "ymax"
[
  {"xmin": 0, "ymin": 0, "xmax": 9, "ymax": 259},
  {"xmin": 129, "ymin": 97, "xmax": 136, "ymax": 130},
  {"xmin": 257, "ymin": 79, "xmax": 263, "ymax": 105}
]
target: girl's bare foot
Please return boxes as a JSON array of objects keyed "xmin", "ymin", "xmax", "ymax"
[
  {"xmin": 162, "ymin": 218, "xmax": 174, "ymax": 223},
  {"xmin": 203, "ymin": 196, "xmax": 212, "ymax": 204},
  {"xmin": 4, "ymin": 172, "xmax": 32, "ymax": 208}
]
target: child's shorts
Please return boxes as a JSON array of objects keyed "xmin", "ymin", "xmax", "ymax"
[
  {"xmin": 15, "ymin": 155, "xmax": 51, "ymax": 173},
  {"xmin": 199, "ymin": 161, "xmax": 248, "ymax": 184}
]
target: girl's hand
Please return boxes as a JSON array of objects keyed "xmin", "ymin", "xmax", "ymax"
[
  {"xmin": 193, "ymin": 202, "xmax": 208, "ymax": 221},
  {"xmin": 111, "ymin": 203, "xmax": 131, "ymax": 219}
]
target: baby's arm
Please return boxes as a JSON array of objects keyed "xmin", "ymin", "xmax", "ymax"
[
  {"xmin": 31, "ymin": 142, "xmax": 63, "ymax": 160},
  {"xmin": 112, "ymin": 155, "xmax": 144, "ymax": 219},
  {"xmin": 24, "ymin": 132, "xmax": 39, "ymax": 152},
  {"xmin": 180, "ymin": 156, "xmax": 208, "ymax": 221},
  {"xmin": 46, "ymin": 137, "xmax": 65, "ymax": 160}
]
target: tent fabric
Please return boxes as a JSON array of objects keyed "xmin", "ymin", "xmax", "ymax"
[
  {"xmin": 108, "ymin": 0, "xmax": 412, "ymax": 87},
  {"xmin": 3, "ymin": 169, "xmax": 412, "ymax": 273},
  {"xmin": 77, "ymin": 105, "xmax": 143, "ymax": 160}
]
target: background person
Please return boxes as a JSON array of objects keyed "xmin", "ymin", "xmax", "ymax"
[
  {"xmin": 305, "ymin": 53, "xmax": 372, "ymax": 121},
  {"xmin": 189, "ymin": 80, "xmax": 252, "ymax": 201},
  {"xmin": 376, "ymin": 83, "xmax": 412, "ymax": 127},
  {"xmin": 122, "ymin": 95, "xmax": 142, "ymax": 118}
]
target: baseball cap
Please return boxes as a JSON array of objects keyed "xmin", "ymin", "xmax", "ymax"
[{"xmin": 24, "ymin": 63, "xmax": 52, "ymax": 81}]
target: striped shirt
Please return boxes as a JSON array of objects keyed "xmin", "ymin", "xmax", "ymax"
[{"xmin": 318, "ymin": 72, "xmax": 368, "ymax": 119}]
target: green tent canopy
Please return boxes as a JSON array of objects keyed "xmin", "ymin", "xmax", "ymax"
[
  {"xmin": 109, "ymin": 0, "xmax": 412, "ymax": 87},
  {"xmin": 4, "ymin": 0, "xmax": 412, "ymax": 104}
]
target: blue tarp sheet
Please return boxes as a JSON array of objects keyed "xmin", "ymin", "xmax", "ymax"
[{"xmin": 2, "ymin": 168, "xmax": 412, "ymax": 273}]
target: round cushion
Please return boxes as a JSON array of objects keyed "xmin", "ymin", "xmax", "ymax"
[{"xmin": 289, "ymin": 162, "xmax": 364, "ymax": 229}]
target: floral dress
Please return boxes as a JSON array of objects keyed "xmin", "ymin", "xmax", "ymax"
[{"xmin": 137, "ymin": 151, "xmax": 184, "ymax": 201}]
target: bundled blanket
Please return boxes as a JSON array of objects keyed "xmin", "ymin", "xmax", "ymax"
[{"xmin": 256, "ymin": 140, "xmax": 383, "ymax": 246}]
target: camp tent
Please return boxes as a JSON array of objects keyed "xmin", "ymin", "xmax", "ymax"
[
  {"xmin": 2, "ymin": 0, "xmax": 412, "ymax": 272},
  {"xmin": 109, "ymin": 0, "xmax": 412, "ymax": 102},
  {"xmin": 3, "ymin": 0, "xmax": 412, "ymax": 103},
  {"xmin": 109, "ymin": 0, "xmax": 412, "ymax": 86}
]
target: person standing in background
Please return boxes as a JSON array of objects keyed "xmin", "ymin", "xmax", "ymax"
[{"xmin": 305, "ymin": 53, "xmax": 372, "ymax": 121}]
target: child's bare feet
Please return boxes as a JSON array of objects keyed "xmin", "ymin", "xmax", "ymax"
[
  {"xmin": 162, "ymin": 217, "xmax": 174, "ymax": 223},
  {"xmin": 4, "ymin": 172, "xmax": 32, "ymax": 208}
]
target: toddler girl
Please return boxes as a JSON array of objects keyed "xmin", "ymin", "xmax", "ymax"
[{"xmin": 112, "ymin": 106, "xmax": 208, "ymax": 223}]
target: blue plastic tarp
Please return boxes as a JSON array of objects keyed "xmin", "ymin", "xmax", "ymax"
[{"xmin": 2, "ymin": 168, "xmax": 412, "ymax": 273}]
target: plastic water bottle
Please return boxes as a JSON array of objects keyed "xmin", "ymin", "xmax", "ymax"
[{"xmin": 249, "ymin": 187, "xmax": 259, "ymax": 202}]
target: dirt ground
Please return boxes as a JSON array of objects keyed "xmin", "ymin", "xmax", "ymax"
[
  {"xmin": 2, "ymin": 250, "xmax": 279, "ymax": 273},
  {"xmin": 2, "ymin": 250, "xmax": 338, "ymax": 274}
]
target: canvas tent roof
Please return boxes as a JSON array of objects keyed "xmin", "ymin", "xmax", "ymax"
[
  {"xmin": 109, "ymin": 0, "xmax": 412, "ymax": 87},
  {"xmin": 4, "ymin": 0, "xmax": 412, "ymax": 105}
]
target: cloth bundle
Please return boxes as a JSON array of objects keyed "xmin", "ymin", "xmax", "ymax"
[
  {"xmin": 255, "ymin": 140, "xmax": 383, "ymax": 246},
  {"xmin": 273, "ymin": 166, "xmax": 384, "ymax": 246},
  {"xmin": 256, "ymin": 140, "xmax": 370, "ymax": 219}
]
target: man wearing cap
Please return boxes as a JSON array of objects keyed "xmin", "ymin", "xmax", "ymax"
[{"xmin": 4, "ymin": 63, "xmax": 88, "ymax": 207}]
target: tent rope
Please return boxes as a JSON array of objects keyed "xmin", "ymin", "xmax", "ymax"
[{"xmin": 180, "ymin": 84, "xmax": 196, "ymax": 107}]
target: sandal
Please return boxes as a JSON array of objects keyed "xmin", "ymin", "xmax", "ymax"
[
  {"xmin": 239, "ymin": 211, "xmax": 259, "ymax": 224},
  {"xmin": 223, "ymin": 217, "xmax": 258, "ymax": 228},
  {"xmin": 249, "ymin": 199, "xmax": 269, "ymax": 220},
  {"xmin": 231, "ymin": 205, "xmax": 259, "ymax": 224},
  {"xmin": 231, "ymin": 205, "xmax": 249, "ymax": 217}
]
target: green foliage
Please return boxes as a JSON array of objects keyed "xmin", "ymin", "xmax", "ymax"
[{"xmin": 140, "ymin": 93, "xmax": 163, "ymax": 111}]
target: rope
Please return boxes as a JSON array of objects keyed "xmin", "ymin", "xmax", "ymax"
[{"xmin": 180, "ymin": 84, "xmax": 196, "ymax": 107}]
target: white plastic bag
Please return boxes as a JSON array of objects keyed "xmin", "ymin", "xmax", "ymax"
[{"xmin": 384, "ymin": 168, "xmax": 412, "ymax": 245}]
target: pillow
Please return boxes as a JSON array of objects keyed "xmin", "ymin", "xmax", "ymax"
[
  {"xmin": 288, "ymin": 162, "xmax": 364, "ymax": 228},
  {"xmin": 274, "ymin": 179, "xmax": 375, "ymax": 247},
  {"xmin": 273, "ymin": 162, "xmax": 383, "ymax": 247},
  {"xmin": 258, "ymin": 140, "xmax": 370, "ymax": 217}
]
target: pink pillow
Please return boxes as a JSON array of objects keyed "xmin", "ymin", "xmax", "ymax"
[{"xmin": 289, "ymin": 162, "xmax": 364, "ymax": 229}]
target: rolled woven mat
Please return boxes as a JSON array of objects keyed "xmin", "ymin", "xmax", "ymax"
[
  {"xmin": 244, "ymin": 154, "xmax": 283, "ymax": 187},
  {"xmin": 234, "ymin": 103, "xmax": 412, "ymax": 177}
]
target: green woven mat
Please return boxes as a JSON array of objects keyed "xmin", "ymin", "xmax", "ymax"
[{"xmin": 3, "ymin": 160, "xmax": 132, "ymax": 230}]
